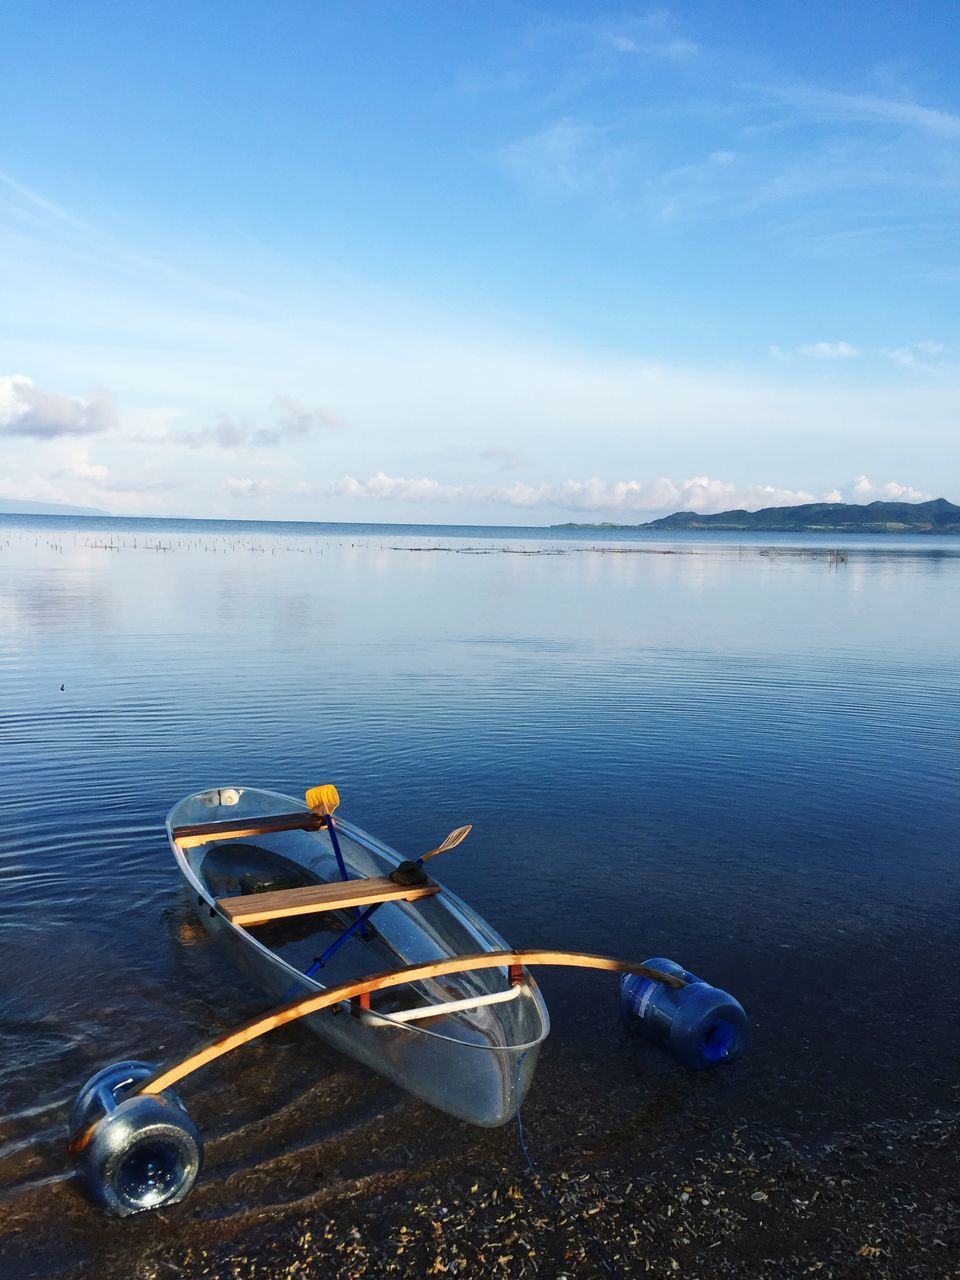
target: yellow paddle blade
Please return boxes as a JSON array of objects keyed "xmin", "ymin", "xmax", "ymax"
[
  {"xmin": 420, "ymin": 824, "xmax": 473, "ymax": 862},
  {"xmin": 305, "ymin": 784, "xmax": 340, "ymax": 816}
]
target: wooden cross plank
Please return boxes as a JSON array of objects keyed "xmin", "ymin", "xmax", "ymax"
[
  {"xmin": 217, "ymin": 875, "xmax": 439, "ymax": 926},
  {"xmin": 172, "ymin": 811, "xmax": 324, "ymax": 848}
]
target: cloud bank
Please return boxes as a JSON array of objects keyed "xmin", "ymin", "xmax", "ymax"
[
  {"xmin": 0, "ymin": 375, "xmax": 115, "ymax": 437},
  {"xmin": 848, "ymin": 475, "xmax": 930, "ymax": 503},
  {"xmin": 332, "ymin": 472, "xmax": 932, "ymax": 516},
  {"xmin": 0, "ymin": 438, "xmax": 171, "ymax": 513}
]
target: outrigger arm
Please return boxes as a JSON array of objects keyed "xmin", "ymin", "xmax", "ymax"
[{"xmin": 69, "ymin": 949, "xmax": 684, "ymax": 1154}]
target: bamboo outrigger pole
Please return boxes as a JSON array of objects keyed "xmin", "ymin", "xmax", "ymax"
[{"xmin": 69, "ymin": 950, "xmax": 683, "ymax": 1154}]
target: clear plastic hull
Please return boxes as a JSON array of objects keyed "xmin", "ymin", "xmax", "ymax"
[{"xmin": 168, "ymin": 787, "xmax": 549, "ymax": 1126}]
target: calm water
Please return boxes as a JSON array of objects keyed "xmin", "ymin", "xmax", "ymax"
[{"xmin": 1, "ymin": 516, "xmax": 958, "ymax": 1267}]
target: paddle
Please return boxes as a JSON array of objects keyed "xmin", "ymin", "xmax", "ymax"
[
  {"xmin": 305, "ymin": 784, "xmax": 350, "ymax": 883},
  {"xmin": 301, "ymin": 824, "xmax": 476, "ymax": 976},
  {"xmin": 389, "ymin": 824, "xmax": 473, "ymax": 887},
  {"xmin": 418, "ymin": 824, "xmax": 472, "ymax": 863}
]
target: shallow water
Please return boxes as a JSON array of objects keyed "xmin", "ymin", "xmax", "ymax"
[{"xmin": 1, "ymin": 516, "xmax": 958, "ymax": 1271}]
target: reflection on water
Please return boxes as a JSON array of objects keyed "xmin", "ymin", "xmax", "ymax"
[{"xmin": 1, "ymin": 516, "xmax": 959, "ymax": 1262}]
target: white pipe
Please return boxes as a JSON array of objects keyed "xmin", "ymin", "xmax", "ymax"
[{"xmin": 360, "ymin": 984, "xmax": 523, "ymax": 1026}]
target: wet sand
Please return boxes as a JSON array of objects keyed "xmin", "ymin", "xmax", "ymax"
[{"xmin": 2, "ymin": 1034, "xmax": 957, "ymax": 1279}]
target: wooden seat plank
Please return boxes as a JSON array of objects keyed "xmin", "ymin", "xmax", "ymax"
[
  {"xmin": 217, "ymin": 875, "xmax": 439, "ymax": 926},
  {"xmin": 173, "ymin": 812, "xmax": 324, "ymax": 848}
]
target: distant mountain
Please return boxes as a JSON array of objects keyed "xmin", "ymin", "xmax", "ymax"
[
  {"xmin": 0, "ymin": 496, "xmax": 110, "ymax": 517},
  {"xmin": 637, "ymin": 498, "xmax": 960, "ymax": 533}
]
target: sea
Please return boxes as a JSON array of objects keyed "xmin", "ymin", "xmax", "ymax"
[{"xmin": 1, "ymin": 514, "xmax": 958, "ymax": 1272}]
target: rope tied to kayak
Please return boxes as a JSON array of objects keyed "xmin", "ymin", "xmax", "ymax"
[{"xmin": 514, "ymin": 1053, "xmax": 622, "ymax": 1280}]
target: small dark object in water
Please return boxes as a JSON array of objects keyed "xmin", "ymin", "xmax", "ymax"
[
  {"xmin": 60, "ymin": 683, "xmax": 64, "ymax": 691},
  {"xmin": 390, "ymin": 859, "xmax": 430, "ymax": 887}
]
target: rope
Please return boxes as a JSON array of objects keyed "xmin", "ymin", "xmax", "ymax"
[{"xmin": 514, "ymin": 1054, "xmax": 622, "ymax": 1280}]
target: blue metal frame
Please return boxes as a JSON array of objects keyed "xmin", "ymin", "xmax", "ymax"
[
  {"xmin": 305, "ymin": 900, "xmax": 381, "ymax": 976},
  {"xmin": 300, "ymin": 848, "xmax": 431, "ymax": 979},
  {"xmin": 326, "ymin": 818, "xmax": 350, "ymax": 883}
]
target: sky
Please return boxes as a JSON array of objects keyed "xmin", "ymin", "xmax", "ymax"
[{"xmin": 1, "ymin": 0, "xmax": 958, "ymax": 523}]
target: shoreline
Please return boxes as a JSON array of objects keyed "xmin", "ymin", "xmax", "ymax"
[{"xmin": 4, "ymin": 1104, "xmax": 956, "ymax": 1279}]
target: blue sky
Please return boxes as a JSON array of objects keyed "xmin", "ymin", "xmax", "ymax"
[{"xmin": 1, "ymin": 1, "xmax": 958, "ymax": 521}]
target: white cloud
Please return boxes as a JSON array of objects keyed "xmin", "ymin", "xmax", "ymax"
[
  {"xmin": 654, "ymin": 149, "xmax": 745, "ymax": 224},
  {"xmin": 223, "ymin": 476, "xmax": 281, "ymax": 498},
  {"xmin": 270, "ymin": 396, "xmax": 338, "ymax": 436},
  {"xmin": 482, "ymin": 446, "xmax": 527, "ymax": 471},
  {"xmin": 881, "ymin": 341, "xmax": 949, "ymax": 370},
  {"xmin": 0, "ymin": 374, "xmax": 116, "ymax": 437},
  {"xmin": 913, "ymin": 340, "xmax": 946, "ymax": 355},
  {"xmin": 849, "ymin": 475, "xmax": 932, "ymax": 503},
  {"xmin": 775, "ymin": 339, "xmax": 949, "ymax": 368},
  {"xmin": 488, "ymin": 46, "xmax": 960, "ymax": 247},
  {"xmin": 51, "ymin": 445, "xmax": 110, "ymax": 487},
  {"xmin": 334, "ymin": 472, "xmax": 826, "ymax": 515},
  {"xmin": 496, "ymin": 118, "xmax": 621, "ymax": 197},
  {"xmin": 608, "ymin": 32, "xmax": 698, "ymax": 61},
  {"xmin": 882, "ymin": 346, "xmax": 919, "ymax": 368},
  {"xmin": 0, "ymin": 438, "xmax": 167, "ymax": 513},
  {"xmin": 334, "ymin": 472, "xmax": 462, "ymax": 503},
  {"xmin": 328, "ymin": 471, "xmax": 937, "ymax": 517},
  {"xmin": 797, "ymin": 341, "xmax": 861, "ymax": 359},
  {"xmin": 170, "ymin": 397, "xmax": 337, "ymax": 449},
  {"xmin": 465, "ymin": 10, "xmax": 698, "ymax": 103},
  {"xmin": 771, "ymin": 83, "xmax": 960, "ymax": 139},
  {"xmin": 657, "ymin": 39, "xmax": 699, "ymax": 62},
  {"xmin": 0, "ymin": 169, "xmax": 92, "ymax": 233}
]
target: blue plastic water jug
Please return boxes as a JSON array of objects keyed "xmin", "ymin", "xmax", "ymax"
[{"xmin": 620, "ymin": 957, "xmax": 747, "ymax": 1070}]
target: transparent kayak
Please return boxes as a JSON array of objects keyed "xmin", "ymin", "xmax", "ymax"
[{"xmin": 166, "ymin": 787, "xmax": 550, "ymax": 1126}]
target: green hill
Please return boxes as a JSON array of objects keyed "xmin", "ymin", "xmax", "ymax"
[{"xmin": 638, "ymin": 498, "xmax": 960, "ymax": 533}]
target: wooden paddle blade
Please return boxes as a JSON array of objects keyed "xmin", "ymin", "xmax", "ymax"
[
  {"xmin": 420, "ymin": 824, "xmax": 473, "ymax": 862},
  {"xmin": 305, "ymin": 784, "xmax": 340, "ymax": 816}
]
